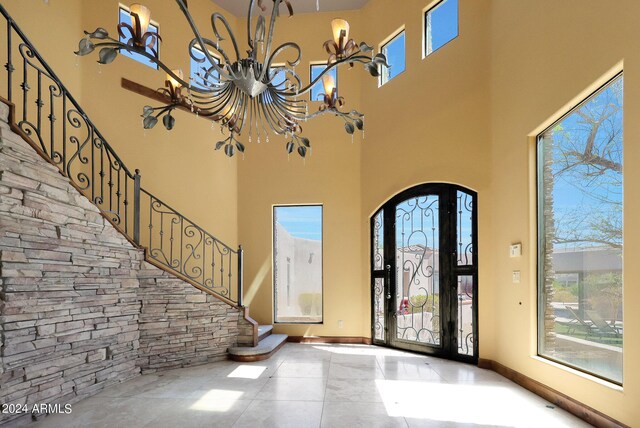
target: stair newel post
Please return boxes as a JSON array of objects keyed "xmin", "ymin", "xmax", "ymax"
[
  {"xmin": 237, "ymin": 245, "xmax": 244, "ymax": 307},
  {"xmin": 133, "ymin": 169, "xmax": 141, "ymax": 245}
]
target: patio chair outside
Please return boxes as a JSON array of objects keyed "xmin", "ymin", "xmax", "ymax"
[
  {"xmin": 585, "ymin": 310, "xmax": 622, "ymax": 339},
  {"xmin": 562, "ymin": 305, "xmax": 595, "ymax": 335}
]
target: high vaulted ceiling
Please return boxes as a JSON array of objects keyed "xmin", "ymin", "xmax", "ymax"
[{"xmin": 210, "ymin": 0, "xmax": 369, "ymax": 16}]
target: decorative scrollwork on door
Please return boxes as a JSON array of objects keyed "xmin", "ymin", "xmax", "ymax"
[{"xmin": 395, "ymin": 196, "xmax": 440, "ymax": 345}]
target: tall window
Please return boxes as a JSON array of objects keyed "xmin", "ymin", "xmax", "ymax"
[
  {"xmin": 273, "ymin": 205, "xmax": 323, "ymax": 323},
  {"xmin": 190, "ymin": 47, "xmax": 220, "ymax": 89},
  {"xmin": 538, "ymin": 74, "xmax": 623, "ymax": 384},
  {"xmin": 424, "ymin": 0, "xmax": 458, "ymax": 57},
  {"xmin": 310, "ymin": 64, "xmax": 337, "ymax": 102},
  {"xmin": 118, "ymin": 6, "xmax": 159, "ymax": 69},
  {"xmin": 380, "ymin": 30, "xmax": 405, "ymax": 86}
]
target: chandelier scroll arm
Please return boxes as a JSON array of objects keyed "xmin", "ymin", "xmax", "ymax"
[
  {"xmin": 188, "ymin": 90, "xmax": 223, "ymax": 105},
  {"xmin": 83, "ymin": 41, "xmax": 191, "ymax": 88},
  {"xmin": 172, "ymin": 0, "xmax": 235, "ymax": 81},
  {"xmin": 260, "ymin": 93, "xmax": 293, "ymax": 135},
  {"xmin": 261, "ymin": 42, "xmax": 301, "ymax": 83},
  {"xmin": 189, "ymin": 83, "xmax": 233, "ymax": 112},
  {"xmin": 247, "ymin": 0, "xmax": 267, "ymax": 52},
  {"xmin": 210, "ymin": 13, "xmax": 241, "ymax": 61},
  {"xmin": 253, "ymin": 95, "xmax": 271, "ymax": 137},
  {"xmin": 117, "ymin": 22, "xmax": 136, "ymax": 45},
  {"xmin": 305, "ymin": 108, "xmax": 364, "ymax": 121},
  {"xmin": 187, "ymin": 39, "xmax": 235, "ymax": 84},
  {"xmin": 270, "ymin": 93, "xmax": 306, "ymax": 120},
  {"xmin": 257, "ymin": 0, "xmax": 286, "ymax": 82},
  {"xmin": 199, "ymin": 86, "xmax": 236, "ymax": 118},
  {"xmin": 280, "ymin": 68, "xmax": 302, "ymax": 91},
  {"xmin": 282, "ymin": 52, "xmax": 380, "ymax": 98}
]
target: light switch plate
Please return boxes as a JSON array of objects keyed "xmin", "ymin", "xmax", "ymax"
[
  {"xmin": 512, "ymin": 271, "xmax": 521, "ymax": 284},
  {"xmin": 510, "ymin": 243, "xmax": 522, "ymax": 257}
]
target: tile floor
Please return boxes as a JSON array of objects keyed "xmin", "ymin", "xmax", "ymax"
[{"xmin": 31, "ymin": 344, "xmax": 592, "ymax": 428}]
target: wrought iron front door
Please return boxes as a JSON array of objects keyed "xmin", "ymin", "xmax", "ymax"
[{"xmin": 371, "ymin": 184, "xmax": 478, "ymax": 362}]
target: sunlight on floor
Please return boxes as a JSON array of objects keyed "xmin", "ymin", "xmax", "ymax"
[
  {"xmin": 376, "ymin": 379, "xmax": 529, "ymax": 425},
  {"xmin": 31, "ymin": 344, "xmax": 590, "ymax": 427},
  {"xmin": 311, "ymin": 344, "xmax": 422, "ymax": 357},
  {"xmin": 190, "ymin": 389, "xmax": 244, "ymax": 412},
  {"xmin": 227, "ymin": 365, "xmax": 267, "ymax": 379}
]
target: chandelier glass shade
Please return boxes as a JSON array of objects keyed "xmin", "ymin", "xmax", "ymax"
[{"xmin": 75, "ymin": 0, "xmax": 389, "ymax": 158}]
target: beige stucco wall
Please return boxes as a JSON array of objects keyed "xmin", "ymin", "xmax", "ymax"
[
  {"xmin": 2, "ymin": 0, "xmax": 639, "ymax": 424},
  {"xmin": 488, "ymin": 0, "xmax": 638, "ymax": 423}
]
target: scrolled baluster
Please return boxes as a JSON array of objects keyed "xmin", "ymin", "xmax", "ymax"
[
  {"xmin": 62, "ymin": 94, "xmax": 67, "ymax": 176},
  {"xmin": 48, "ymin": 84, "xmax": 55, "ymax": 160},
  {"xmin": 36, "ymin": 70, "xmax": 42, "ymax": 150},
  {"xmin": 116, "ymin": 166, "xmax": 122, "ymax": 224},
  {"xmin": 124, "ymin": 173, "xmax": 129, "ymax": 235},
  {"xmin": 201, "ymin": 230, "xmax": 206, "ymax": 285},
  {"xmin": 20, "ymin": 52, "xmax": 27, "ymax": 122},
  {"xmin": 108, "ymin": 151, "xmax": 113, "ymax": 213},
  {"xmin": 6, "ymin": 20, "xmax": 13, "ymax": 101},
  {"xmin": 90, "ymin": 127, "xmax": 96, "ymax": 202},
  {"xmin": 220, "ymin": 251, "xmax": 225, "ymax": 289},
  {"xmin": 228, "ymin": 247, "xmax": 232, "ymax": 298},
  {"xmin": 237, "ymin": 245, "xmax": 244, "ymax": 307},
  {"xmin": 133, "ymin": 170, "xmax": 141, "ymax": 245}
]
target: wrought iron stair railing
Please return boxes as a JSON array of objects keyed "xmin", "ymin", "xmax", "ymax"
[{"xmin": 0, "ymin": 4, "xmax": 243, "ymax": 307}]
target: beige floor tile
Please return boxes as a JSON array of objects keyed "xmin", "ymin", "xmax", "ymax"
[
  {"xmin": 233, "ymin": 400, "xmax": 323, "ymax": 428},
  {"xmin": 320, "ymin": 401, "xmax": 408, "ymax": 428},
  {"xmin": 30, "ymin": 344, "xmax": 592, "ymax": 428},
  {"xmin": 257, "ymin": 377, "xmax": 327, "ymax": 401},
  {"xmin": 324, "ymin": 378, "xmax": 385, "ymax": 402},
  {"xmin": 273, "ymin": 361, "xmax": 330, "ymax": 378}
]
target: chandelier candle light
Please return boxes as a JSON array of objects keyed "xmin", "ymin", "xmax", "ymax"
[{"xmin": 75, "ymin": 0, "xmax": 389, "ymax": 158}]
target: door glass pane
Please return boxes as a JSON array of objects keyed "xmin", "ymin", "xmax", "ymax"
[
  {"xmin": 538, "ymin": 75, "xmax": 623, "ymax": 384},
  {"xmin": 395, "ymin": 196, "xmax": 440, "ymax": 345},
  {"xmin": 373, "ymin": 210, "xmax": 384, "ymax": 270},
  {"xmin": 457, "ymin": 275, "xmax": 474, "ymax": 356},
  {"xmin": 457, "ymin": 191, "xmax": 473, "ymax": 266},
  {"xmin": 374, "ymin": 278, "xmax": 385, "ymax": 341}
]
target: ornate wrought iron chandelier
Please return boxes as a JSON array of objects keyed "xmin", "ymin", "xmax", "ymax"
[{"xmin": 75, "ymin": 0, "xmax": 388, "ymax": 158}]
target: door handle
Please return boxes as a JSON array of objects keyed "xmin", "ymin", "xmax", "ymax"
[{"xmin": 386, "ymin": 264, "xmax": 391, "ymax": 300}]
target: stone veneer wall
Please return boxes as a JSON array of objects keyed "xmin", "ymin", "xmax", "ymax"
[
  {"xmin": 137, "ymin": 265, "xmax": 241, "ymax": 372},
  {"xmin": 0, "ymin": 104, "xmax": 245, "ymax": 425}
]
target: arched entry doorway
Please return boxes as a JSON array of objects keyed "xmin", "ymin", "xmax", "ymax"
[{"xmin": 370, "ymin": 183, "xmax": 478, "ymax": 363}]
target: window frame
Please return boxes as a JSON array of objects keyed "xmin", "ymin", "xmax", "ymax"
[
  {"xmin": 309, "ymin": 62, "xmax": 338, "ymax": 102},
  {"xmin": 272, "ymin": 204, "xmax": 324, "ymax": 325},
  {"xmin": 379, "ymin": 28, "xmax": 406, "ymax": 87},
  {"xmin": 536, "ymin": 72, "xmax": 624, "ymax": 385},
  {"xmin": 423, "ymin": 0, "xmax": 459, "ymax": 59},
  {"xmin": 118, "ymin": 4, "xmax": 160, "ymax": 69}
]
